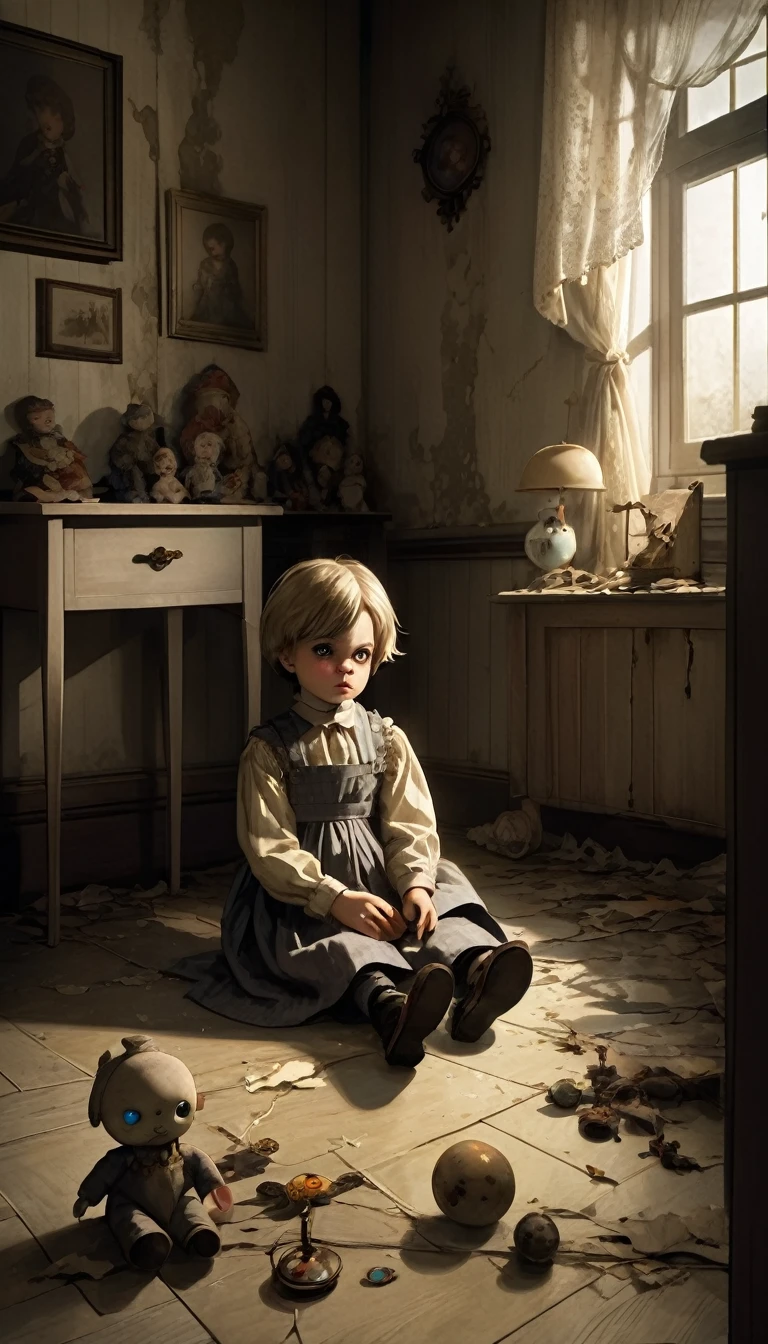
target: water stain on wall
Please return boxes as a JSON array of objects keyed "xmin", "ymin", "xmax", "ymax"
[
  {"xmin": 128, "ymin": 99, "xmax": 159, "ymax": 162},
  {"xmin": 141, "ymin": 0, "xmax": 171, "ymax": 56},
  {"xmin": 392, "ymin": 253, "xmax": 494, "ymax": 528},
  {"xmin": 178, "ymin": 0, "xmax": 245, "ymax": 194},
  {"xmin": 128, "ymin": 272, "xmax": 159, "ymax": 409}
]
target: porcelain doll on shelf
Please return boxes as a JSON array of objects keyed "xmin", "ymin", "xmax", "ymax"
[
  {"xmin": 267, "ymin": 442, "xmax": 309, "ymax": 512},
  {"xmin": 182, "ymin": 431, "xmax": 222, "ymax": 503},
  {"xmin": 338, "ymin": 451, "xmax": 369, "ymax": 512},
  {"xmin": 10, "ymin": 395, "xmax": 94, "ymax": 502},
  {"xmin": 150, "ymin": 447, "xmax": 189, "ymax": 504},
  {"xmin": 180, "ymin": 364, "xmax": 268, "ymax": 503},
  {"xmin": 174, "ymin": 558, "xmax": 534, "ymax": 1069}
]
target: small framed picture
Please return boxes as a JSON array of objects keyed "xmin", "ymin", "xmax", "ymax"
[
  {"xmin": 0, "ymin": 20, "xmax": 122, "ymax": 262},
  {"xmin": 166, "ymin": 188, "xmax": 267, "ymax": 351},
  {"xmin": 36, "ymin": 278, "xmax": 122, "ymax": 363}
]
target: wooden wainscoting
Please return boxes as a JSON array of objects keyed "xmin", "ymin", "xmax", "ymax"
[{"xmin": 380, "ymin": 525, "xmax": 530, "ymax": 819}]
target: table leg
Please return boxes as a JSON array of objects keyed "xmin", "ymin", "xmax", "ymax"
[
  {"xmin": 165, "ymin": 607, "xmax": 183, "ymax": 896},
  {"xmin": 242, "ymin": 525, "xmax": 263, "ymax": 733},
  {"xmin": 41, "ymin": 520, "xmax": 64, "ymax": 947}
]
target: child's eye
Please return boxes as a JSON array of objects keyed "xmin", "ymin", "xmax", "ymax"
[
  {"xmin": 311, "ymin": 644, "xmax": 333, "ymax": 658},
  {"xmin": 175, "ymin": 1100, "xmax": 191, "ymax": 1118},
  {"xmin": 123, "ymin": 1109, "xmax": 141, "ymax": 1126},
  {"xmin": 353, "ymin": 649, "xmax": 371, "ymax": 663}
]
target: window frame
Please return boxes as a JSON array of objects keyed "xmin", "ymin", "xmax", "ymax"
[{"xmin": 653, "ymin": 95, "xmax": 767, "ymax": 491}]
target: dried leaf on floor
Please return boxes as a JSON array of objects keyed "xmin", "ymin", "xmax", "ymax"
[
  {"xmin": 33, "ymin": 1249, "xmax": 120, "ymax": 1282},
  {"xmin": 244, "ymin": 1060, "xmax": 326, "ymax": 1093},
  {"xmin": 44, "ymin": 983, "xmax": 90, "ymax": 995},
  {"xmin": 585, "ymin": 1166, "xmax": 619, "ymax": 1184}
]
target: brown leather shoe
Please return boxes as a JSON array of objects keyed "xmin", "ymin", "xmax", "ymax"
[
  {"xmin": 451, "ymin": 941, "xmax": 533, "ymax": 1043},
  {"xmin": 370, "ymin": 963, "xmax": 455, "ymax": 1067}
]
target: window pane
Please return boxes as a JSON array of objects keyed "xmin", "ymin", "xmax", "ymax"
[
  {"xmin": 629, "ymin": 345, "xmax": 652, "ymax": 471},
  {"xmin": 738, "ymin": 297, "xmax": 768, "ymax": 429},
  {"xmin": 741, "ymin": 16, "xmax": 766, "ymax": 60},
  {"xmin": 686, "ymin": 306, "xmax": 734, "ymax": 440},
  {"xmin": 735, "ymin": 55, "xmax": 767, "ymax": 108},
  {"xmin": 685, "ymin": 171, "xmax": 734, "ymax": 304},
  {"xmin": 738, "ymin": 157, "xmax": 768, "ymax": 291},
  {"xmin": 687, "ymin": 71, "xmax": 729, "ymax": 130}
]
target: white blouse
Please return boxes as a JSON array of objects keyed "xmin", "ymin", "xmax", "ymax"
[{"xmin": 237, "ymin": 690, "xmax": 440, "ymax": 919}]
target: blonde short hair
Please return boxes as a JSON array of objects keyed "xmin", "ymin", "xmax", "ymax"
[{"xmin": 260, "ymin": 557, "xmax": 402, "ymax": 674}]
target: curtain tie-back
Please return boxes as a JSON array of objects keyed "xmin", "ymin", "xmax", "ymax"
[{"xmin": 584, "ymin": 348, "xmax": 629, "ymax": 366}]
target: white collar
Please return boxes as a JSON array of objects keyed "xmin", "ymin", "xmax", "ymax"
[{"xmin": 293, "ymin": 689, "xmax": 357, "ymax": 729}]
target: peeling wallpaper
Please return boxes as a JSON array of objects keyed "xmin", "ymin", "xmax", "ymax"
[{"xmin": 367, "ymin": 0, "xmax": 582, "ymax": 529}]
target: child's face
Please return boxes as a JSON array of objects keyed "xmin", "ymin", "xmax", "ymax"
[
  {"xmin": 28, "ymin": 405, "xmax": 56, "ymax": 434},
  {"xmin": 35, "ymin": 104, "xmax": 64, "ymax": 143},
  {"xmin": 280, "ymin": 610, "xmax": 374, "ymax": 704},
  {"xmin": 194, "ymin": 432, "xmax": 221, "ymax": 463},
  {"xmin": 205, "ymin": 237, "xmax": 227, "ymax": 260}
]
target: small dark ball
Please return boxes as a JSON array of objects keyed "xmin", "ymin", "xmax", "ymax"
[{"xmin": 513, "ymin": 1212, "xmax": 560, "ymax": 1264}]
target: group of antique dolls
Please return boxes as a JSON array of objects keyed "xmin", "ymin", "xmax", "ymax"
[{"xmin": 7, "ymin": 366, "xmax": 369, "ymax": 512}]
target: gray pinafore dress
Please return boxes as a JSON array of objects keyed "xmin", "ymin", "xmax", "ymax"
[{"xmin": 175, "ymin": 704, "xmax": 505, "ymax": 1027}]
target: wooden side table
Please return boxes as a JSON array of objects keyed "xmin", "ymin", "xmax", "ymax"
[{"xmin": 0, "ymin": 501, "xmax": 281, "ymax": 945}]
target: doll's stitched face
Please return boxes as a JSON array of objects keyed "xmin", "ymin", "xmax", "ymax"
[
  {"xmin": 100, "ymin": 1052, "xmax": 197, "ymax": 1147},
  {"xmin": 193, "ymin": 432, "xmax": 222, "ymax": 463},
  {"xmin": 154, "ymin": 449, "xmax": 176, "ymax": 477},
  {"xmin": 196, "ymin": 388, "xmax": 231, "ymax": 416},
  {"xmin": 344, "ymin": 454, "xmax": 363, "ymax": 475},
  {"xmin": 27, "ymin": 406, "xmax": 56, "ymax": 434},
  {"xmin": 280, "ymin": 609, "xmax": 374, "ymax": 704},
  {"xmin": 128, "ymin": 408, "xmax": 154, "ymax": 432},
  {"xmin": 35, "ymin": 103, "xmax": 64, "ymax": 143},
  {"xmin": 310, "ymin": 436, "xmax": 343, "ymax": 470}
]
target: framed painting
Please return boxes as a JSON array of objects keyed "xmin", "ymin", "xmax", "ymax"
[
  {"xmin": 0, "ymin": 20, "xmax": 122, "ymax": 262},
  {"xmin": 167, "ymin": 188, "xmax": 267, "ymax": 351},
  {"xmin": 36, "ymin": 278, "xmax": 122, "ymax": 363}
]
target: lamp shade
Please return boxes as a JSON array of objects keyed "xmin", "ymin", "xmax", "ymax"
[{"xmin": 517, "ymin": 442, "xmax": 605, "ymax": 492}]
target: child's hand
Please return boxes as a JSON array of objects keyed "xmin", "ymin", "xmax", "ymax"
[
  {"xmin": 331, "ymin": 891, "xmax": 406, "ymax": 941},
  {"xmin": 402, "ymin": 888, "xmax": 438, "ymax": 939},
  {"xmin": 73, "ymin": 1196, "xmax": 89, "ymax": 1219}
]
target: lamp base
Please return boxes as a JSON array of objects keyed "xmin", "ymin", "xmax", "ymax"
[{"xmin": 524, "ymin": 506, "xmax": 577, "ymax": 572}]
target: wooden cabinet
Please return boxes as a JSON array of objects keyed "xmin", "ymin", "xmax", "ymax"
[{"xmin": 498, "ymin": 592, "xmax": 726, "ymax": 835}]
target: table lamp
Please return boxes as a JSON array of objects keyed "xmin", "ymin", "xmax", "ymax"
[{"xmin": 517, "ymin": 442, "xmax": 605, "ymax": 572}]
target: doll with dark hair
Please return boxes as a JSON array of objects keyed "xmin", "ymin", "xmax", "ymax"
[
  {"xmin": 296, "ymin": 386, "xmax": 351, "ymax": 511},
  {"xmin": 267, "ymin": 441, "xmax": 310, "ymax": 511},
  {"xmin": 191, "ymin": 221, "xmax": 253, "ymax": 328},
  {"xmin": 10, "ymin": 395, "xmax": 93, "ymax": 502},
  {"xmin": 0, "ymin": 74, "xmax": 87, "ymax": 234},
  {"xmin": 107, "ymin": 403, "xmax": 165, "ymax": 503}
]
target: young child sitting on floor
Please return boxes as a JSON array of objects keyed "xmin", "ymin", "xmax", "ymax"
[{"xmin": 179, "ymin": 558, "xmax": 533, "ymax": 1067}]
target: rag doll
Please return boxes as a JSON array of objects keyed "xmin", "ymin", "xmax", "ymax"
[
  {"xmin": 296, "ymin": 385, "xmax": 349, "ymax": 511},
  {"xmin": 267, "ymin": 442, "xmax": 309, "ymax": 511},
  {"xmin": 107, "ymin": 402, "xmax": 165, "ymax": 503},
  {"xmin": 182, "ymin": 430, "xmax": 222, "ymax": 502},
  {"xmin": 150, "ymin": 447, "xmax": 189, "ymax": 504},
  {"xmin": 9, "ymin": 395, "xmax": 93, "ymax": 502},
  {"xmin": 179, "ymin": 364, "xmax": 268, "ymax": 503},
  {"xmin": 74, "ymin": 1035, "xmax": 232, "ymax": 1273},
  {"xmin": 338, "ymin": 451, "xmax": 369, "ymax": 512}
]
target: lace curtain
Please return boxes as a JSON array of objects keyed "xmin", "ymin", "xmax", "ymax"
[{"xmin": 534, "ymin": 0, "xmax": 766, "ymax": 570}]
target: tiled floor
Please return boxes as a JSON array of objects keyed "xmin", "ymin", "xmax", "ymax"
[{"xmin": 0, "ymin": 833, "xmax": 727, "ymax": 1343}]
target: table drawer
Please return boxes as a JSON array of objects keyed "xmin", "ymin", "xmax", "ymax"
[{"xmin": 63, "ymin": 526, "xmax": 243, "ymax": 609}]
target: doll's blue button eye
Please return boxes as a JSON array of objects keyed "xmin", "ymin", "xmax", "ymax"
[
  {"xmin": 175, "ymin": 1100, "xmax": 191, "ymax": 1118},
  {"xmin": 123, "ymin": 1109, "xmax": 141, "ymax": 1126}
]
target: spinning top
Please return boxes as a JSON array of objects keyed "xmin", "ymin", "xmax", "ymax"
[
  {"xmin": 432, "ymin": 1140, "xmax": 515, "ymax": 1227},
  {"xmin": 272, "ymin": 1206, "xmax": 342, "ymax": 1298},
  {"xmin": 513, "ymin": 1212, "xmax": 560, "ymax": 1265}
]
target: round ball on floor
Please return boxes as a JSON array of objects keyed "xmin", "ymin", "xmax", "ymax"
[
  {"xmin": 431, "ymin": 1139, "xmax": 515, "ymax": 1226},
  {"xmin": 513, "ymin": 1212, "xmax": 560, "ymax": 1264}
]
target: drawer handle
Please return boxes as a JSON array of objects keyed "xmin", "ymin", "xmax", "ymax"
[{"xmin": 133, "ymin": 547, "xmax": 184, "ymax": 572}]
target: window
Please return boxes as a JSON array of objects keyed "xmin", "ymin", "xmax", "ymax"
[{"xmin": 634, "ymin": 18, "xmax": 767, "ymax": 492}]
